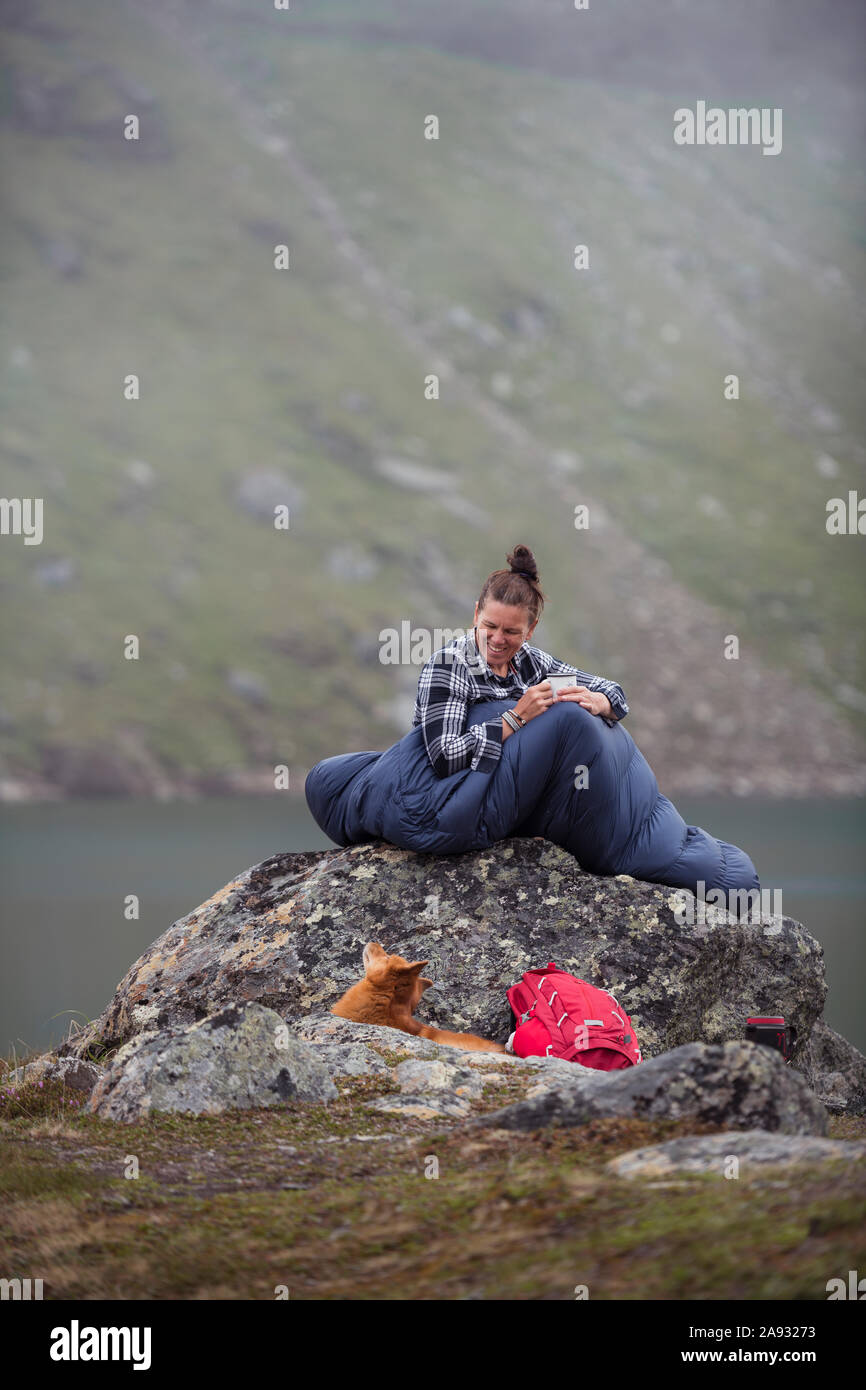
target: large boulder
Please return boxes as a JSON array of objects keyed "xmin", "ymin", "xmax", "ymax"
[{"xmin": 59, "ymin": 838, "xmax": 864, "ymax": 1113}]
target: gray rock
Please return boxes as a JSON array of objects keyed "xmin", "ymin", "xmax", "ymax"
[
  {"xmin": 7, "ymin": 1055, "xmax": 104, "ymax": 1096},
  {"xmin": 233, "ymin": 470, "xmax": 303, "ymax": 523},
  {"xmin": 295, "ymin": 1012, "xmax": 527, "ymax": 1069},
  {"xmin": 296, "ymin": 1015, "xmax": 589, "ymax": 1084},
  {"xmin": 793, "ymin": 1019, "xmax": 866, "ymax": 1115},
  {"xmin": 475, "ymin": 1041, "xmax": 829, "ymax": 1136},
  {"xmin": 305, "ymin": 1041, "xmax": 392, "ymax": 1078},
  {"xmin": 226, "ymin": 669, "xmax": 270, "ymax": 708},
  {"xmin": 34, "ymin": 559, "xmax": 76, "ymax": 589},
  {"xmin": 58, "ymin": 839, "xmax": 862, "ymax": 1114},
  {"xmin": 367, "ymin": 1092, "xmax": 473, "ymax": 1119},
  {"xmin": 42, "ymin": 238, "xmax": 84, "ymax": 278},
  {"xmin": 394, "ymin": 1059, "xmax": 485, "ymax": 1099},
  {"xmin": 292, "ymin": 1012, "xmax": 459, "ymax": 1060},
  {"xmin": 88, "ymin": 1002, "xmax": 337, "ymax": 1123},
  {"xmin": 374, "ymin": 457, "xmax": 457, "ymax": 491},
  {"xmin": 326, "ymin": 544, "xmax": 379, "ymax": 584},
  {"xmin": 606, "ymin": 1130, "xmax": 866, "ymax": 1180}
]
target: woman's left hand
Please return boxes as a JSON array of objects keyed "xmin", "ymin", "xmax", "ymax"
[{"xmin": 556, "ymin": 685, "xmax": 613, "ymax": 717}]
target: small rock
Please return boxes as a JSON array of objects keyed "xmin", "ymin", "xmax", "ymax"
[
  {"xmin": 42, "ymin": 238, "xmax": 84, "ymax": 277},
  {"xmin": 368, "ymin": 1092, "xmax": 473, "ymax": 1119},
  {"xmin": 548, "ymin": 449, "xmax": 582, "ymax": 475},
  {"xmin": 34, "ymin": 559, "xmax": 75, "ymax": 589},
  {"xmin": 7, "ymin": 1056, "xmax": 104, "ymax": 1096},
  {"xmin": 326, "ymin": 544, "xmax": 379, "ymax": 583},
  {"xmin": 233, "ymin": 470, "xmax": 303, "ymax": 523},
  {"xmin": 607, "ymin": 1130, "xmax": 866, "ymax": 1180},
  {"xmin": 125, "ymin": 459, "xmax": 155, "ymax": 487},
  {"xmin": 374, "ymin": 457, "xmax": 457, "ymax": 492},
  {"xmin": 815, "ymin": 453, "xmax": 840, "ymax": 478},
  {"xmin": 226, "ymin": 669, "xmax": 270, "ymax": 708},
  {"xmin": 88, "ymin": 1003, "xmax": 337, "ymax": 1122},
  {"xmin": 395, "ymin": 1059, "xmax": 484, "ymax": 1099}
]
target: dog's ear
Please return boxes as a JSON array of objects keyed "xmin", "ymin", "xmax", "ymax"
[
  {"xmin": 390, "ymin": 958, "xmax": 430, "ymax": 1003},
  {"xmin": 362, "ymin": 941, "xmax": 389, "ymax": 979},
  {"xmin": 391, "ymin": 959, "xmax": 429, "ymax": 976}
]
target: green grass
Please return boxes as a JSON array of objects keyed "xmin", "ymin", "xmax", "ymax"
[
  {"xmin": 0, "ymin": 0, "xmax": 864, "ymax": 788},
  {"xmin": 1, "ymin": 1063, "xmax": 864, "ymax": 1299}
]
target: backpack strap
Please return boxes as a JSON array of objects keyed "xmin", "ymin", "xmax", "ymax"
[{"xmin": 522, "ymin": 972, "xmax": 575, "ymax": 1057}]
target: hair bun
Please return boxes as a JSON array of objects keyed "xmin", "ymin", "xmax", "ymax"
[
  {"xmin": 507, "ymin": 545, "xmax": 538, "ymax": 583},
  {"xmin": 479, "ymin": 546, "xmax": 545, "ymax": 624}
]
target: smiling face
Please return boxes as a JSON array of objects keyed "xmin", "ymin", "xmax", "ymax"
[{"xmin": 473, "ymin": 597, "xmax": 537, "ymax": 674}]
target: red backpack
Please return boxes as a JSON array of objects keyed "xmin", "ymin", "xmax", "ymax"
[{"xmin": 506, "ymin": 962, "xmax": 642, "ymax": 1070}]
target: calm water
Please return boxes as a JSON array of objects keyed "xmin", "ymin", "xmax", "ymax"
[{"xmin": 1, "ymin": 797, "xmax": 863, "ymax": 1058}]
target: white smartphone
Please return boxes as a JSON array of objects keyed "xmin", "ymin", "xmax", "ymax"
[{"xmin": 545, "ymin": 673, "xmax": 580, "ymax": 696}]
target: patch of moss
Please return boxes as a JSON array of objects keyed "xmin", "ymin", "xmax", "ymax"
[{"xmin": 2, "ymin": 1078, "xmax": 864, "ymax": 1300}]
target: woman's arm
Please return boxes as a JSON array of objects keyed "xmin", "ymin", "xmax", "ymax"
[
  {"xmin": 542, "ymin": 653, "xmax": 629, "ymax": 722},
  {"xmin": 413, "ymin": 657, "xmax": 505, "ymax": 777}
]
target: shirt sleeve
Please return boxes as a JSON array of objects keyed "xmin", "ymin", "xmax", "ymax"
[
  {"xmin": 413, "ymin": 656, "xmax": 504, "ymax": 777},
  {"xmin": 536, "ymin": 650, "xmax": 629, "ymax": 722}
]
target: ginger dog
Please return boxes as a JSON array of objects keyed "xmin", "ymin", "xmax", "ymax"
[{"xmin": 331, "ymin": 941, "xmax": 506, "ymax": 1053}]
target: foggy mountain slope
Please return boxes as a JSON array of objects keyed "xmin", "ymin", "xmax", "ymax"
[
  {"xmin": 0, "ymin": 0, "xmax": 863, "ymax": 797},
  {"xmin": 204, "ymin": 0, "xmax": 866, "ymax": 98}
]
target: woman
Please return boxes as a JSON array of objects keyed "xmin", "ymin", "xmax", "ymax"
[
  {"xmin": 304, "ymin": 544, "xmax": 760, "ymax": 900},
  {"xmin": 412, "ymin": 544, "xmax": 628, "ymax": 780}
]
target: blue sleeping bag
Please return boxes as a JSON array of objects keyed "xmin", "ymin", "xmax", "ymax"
[{"xmin": 304, "ymin": 697, "xmax": 759, "ymax": 896}]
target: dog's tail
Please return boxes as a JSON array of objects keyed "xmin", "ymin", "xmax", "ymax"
[{"xmin": 413, "ymin": 1023, "xmax": 506, "ymax": 1053}]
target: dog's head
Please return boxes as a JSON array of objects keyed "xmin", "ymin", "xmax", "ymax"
[{"xmin": 362, "ymin": 941, "xmax": 434, "ymax": 1012}]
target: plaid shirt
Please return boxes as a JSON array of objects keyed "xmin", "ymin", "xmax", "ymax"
[{"xmin": 412, "ymin": 626, "xmax": 628, "ymax": 778}]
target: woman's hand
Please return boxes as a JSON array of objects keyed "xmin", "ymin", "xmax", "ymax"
[
  {"xmin": 555, "ymin": 684, "xmax": 613, "ymax": 717},
  {"xmin": 512, "ymin": 681, "xmax": 558, "ymax": 723},
  {"xmin": 502, "ymin": 683, "xmax": 613, "ymax": 743}
]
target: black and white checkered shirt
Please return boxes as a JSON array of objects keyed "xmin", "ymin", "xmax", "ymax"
[{"xmin": 411, "ymin": 627, "xmax": 629, "ymax": 777}]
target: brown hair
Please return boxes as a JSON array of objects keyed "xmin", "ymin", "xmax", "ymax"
[{"xmin": 477, "ymin": 544, "xmax": 546, "ymax": 628}]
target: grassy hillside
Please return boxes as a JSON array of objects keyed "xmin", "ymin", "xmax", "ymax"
[{"xmin": 0, "ymin": 0, "xmax": 864, "ymax": 796}]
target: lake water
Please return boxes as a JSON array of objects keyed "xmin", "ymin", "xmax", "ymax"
[{"xmin": 1, "ymin": 796, "xmax": 863, "ymax": 1059}]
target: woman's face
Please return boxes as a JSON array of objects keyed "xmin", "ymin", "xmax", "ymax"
[{"xmin": 473, "ymin": 598, "xmax": 537, "ymax": 670}]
